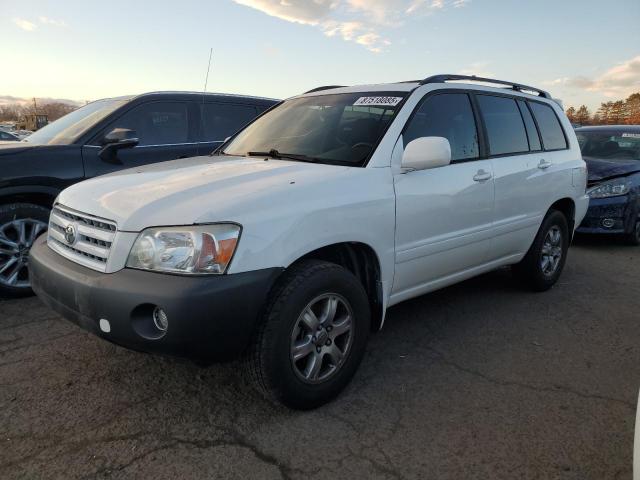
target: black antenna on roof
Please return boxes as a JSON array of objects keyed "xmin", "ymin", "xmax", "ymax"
[
  {"xmin": 202, "ymin": 48, "xmax": 213, "ymax": 104},
  {"xmin": 201, "ymin": 48, "xmax": 213, "ymax": 150}
]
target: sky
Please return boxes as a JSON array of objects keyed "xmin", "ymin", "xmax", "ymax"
[{"xmin": 2, "ymin": 0, "xmax": 639, "ymax": 112}]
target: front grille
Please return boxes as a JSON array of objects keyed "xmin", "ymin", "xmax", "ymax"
[{"xmin": 47, "ymin": 205, "xmax": 117, "ymax": 272}]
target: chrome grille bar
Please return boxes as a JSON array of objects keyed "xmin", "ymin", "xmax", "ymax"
[{"xmin": 47, "ymin": 205, "xmax": 117, "ymax": 272}]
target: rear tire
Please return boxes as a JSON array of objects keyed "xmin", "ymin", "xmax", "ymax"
[
  {"xmin": 245, "ymin": 260, "xmax": 370, "ymax": 410},
  {"xmin": 624, "ymin": 220, "xmax": 640, "ymax": 246},
  {"xmin": 512, "ymin": 210, "xmax": 570, "ymax": 292},
  {"xmin": 0, "ymin": 203, "xmax": 49, "ymax": 298}
]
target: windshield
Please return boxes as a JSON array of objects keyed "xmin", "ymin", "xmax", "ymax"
[
  {"xmin": 23, "ymin": 98, "xmax": 129, "ymax": 145},
  {"xmin": 222, "ymin": 92, "xmax": 406, "ymax": 166},
  {"xmin": 577, "ymin": 130, "xmax": 640, "ymax": 162}
]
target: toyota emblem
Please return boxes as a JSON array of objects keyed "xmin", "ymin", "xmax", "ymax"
[{"xmin": 64, "ymin": 224, "xmax": 77, "ymax": 245}]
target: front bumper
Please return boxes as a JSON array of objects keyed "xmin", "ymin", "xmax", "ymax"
[
  {"xmin": 30, "ymin": 236, "xmax": 283, "ymax": 362},
  {"xmin": 577, "ymin": 195, "xmax": 636, "ymax": 235}
]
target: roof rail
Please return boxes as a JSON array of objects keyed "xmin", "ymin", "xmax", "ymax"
[
  {"xmin": 419, "ymin": 74, "xmax": 551, "ymax": 98},
  {"xmin": 304, "ymin": 85, "xmax": 346, "ymax": 94}
]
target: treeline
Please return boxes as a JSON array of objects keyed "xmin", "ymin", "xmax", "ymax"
[
  {"xmin": 0, "ymin": 102, "xmax": 78, "ymax": 123},
  {"xmin": 566, "ymin": 92, "xmax": 640, "ymax": 126}
]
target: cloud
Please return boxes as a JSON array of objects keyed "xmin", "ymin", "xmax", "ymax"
[
  {"xmin": 233, "ymin": 0, "xmax": 469, "ymax": 52},
  {"xmin": 12, "ymin": 18, "xmax": 37, "ymax": 31},
  {"xmin": 11, "ymin": 16, "xmax": 67, "ymax": 32},
  {"xmin": 547, "ymin": 55, "xmax": 640, "ymax": 99},
  {"xmin": 458, "ymin": 61, "xmax": 494, "ymax": 78},
  {"xmin": 38, "ymin": 16, "xmax": 67, "ymax": 27},
  {"xmin": 233, "ymin": 0, "xmax": 336, "ymax": 25}
]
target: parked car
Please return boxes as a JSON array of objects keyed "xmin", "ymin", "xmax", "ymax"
[
  {"xmin": 575, "ymin": 125, "xmax": 640, "ymax": 244},
  {"xmin": 12, "ymin": 130, "xmax": 33, "ymax": 140},
  {"xmin": 0, "ymin": 91, "xmax": 278, "ymax": 296},
  {"xmin": 0, "ymin": 130, "xmax": 20, "ymax": 142},
  {"xmin": 30, "ymin": 75, "xmax": 588, "ymax": 409}
]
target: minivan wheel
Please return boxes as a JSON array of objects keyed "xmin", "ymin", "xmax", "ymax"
[
  {"xmin": 245, "ymin": 260, "xmax": 370, "ymax": 410},
  {"xmin": 624, "ymin": 220, "xmax": 640, "ymax": 246},
  {"xmin": 0, "ymin": 203, "xmax": 49, "ymax": 298},
  {"xmin": 512, "ymin": 210, "xmax": 569, "ymax": 292}
]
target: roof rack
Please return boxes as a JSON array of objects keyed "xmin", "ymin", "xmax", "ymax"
[
  {"xmin": 304, "ymin": 85, "xmax": 346, "ymax": 94},
  {"xmin": 419, "ymin": 74, "xmax": 551, "ymax": 99}
]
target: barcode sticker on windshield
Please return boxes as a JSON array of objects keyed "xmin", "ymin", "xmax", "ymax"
[
  {"xmin": 622, "ymin": 133, "xmax": 640, "ymax": 138},
  {"xmin": 353, "ymin": 96, "xmax": 403, "ymax": 107}
]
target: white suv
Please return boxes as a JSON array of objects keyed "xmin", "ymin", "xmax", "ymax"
[{"xmin": 30, "ymin": 75, "xmax": 589, "ymax": 409}]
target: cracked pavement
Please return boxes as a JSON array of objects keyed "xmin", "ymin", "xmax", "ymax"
[{"xmin": 1, "ymin": 237, "xmax": 638, "ymax": 479}]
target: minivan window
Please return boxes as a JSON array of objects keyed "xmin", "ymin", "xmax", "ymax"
[
  {"xmin": 517, "ymin": 100, "xmax": 542, "ymax": 151},
  {"xmin": 529, "ymin": 102, "xmax": 567, "ymax": 150},
  {"xmin": 477, "ymin": 95, "xmax": 529, "ymax": 156},
  {"xmin": 223, "ymin": 92, "xmax": 407, "ymax": 166},
  {"xmin": 201, "ymin": 103, "xmax": 257, "ymax": 142},
  {"xmin": 101, "ymin": 101, "xmax": 189, "ymax": 146},
  {"xmin": 403, "ymin": 93, "xmax": 479, "ymax": 161}
]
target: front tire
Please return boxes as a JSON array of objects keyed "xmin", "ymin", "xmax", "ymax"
[
  {"xmin": 0, "ymin": 203, "xmax": 49, "ymax": 298},
  {"xmin": 245, "ymin": 260, "xmax": 370, "ymax": 410},
  {"xmin": 512, "ymin": 210, "xmax": 570, "ymax": 292},
  {"xmin": 624, "ymin": 220, "xmax": 640, "ymax": 246}
]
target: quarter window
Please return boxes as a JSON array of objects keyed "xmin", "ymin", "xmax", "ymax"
[
  {"xmin": 102, "ymin": 102, "xmax": 189, "ymax": 146},
  {"xmin": 529, "ymin": 102, "xmax": 568, "ymax": 150},
  {"xmin": 477, "ymin": 95, "xmax": 529, "ymax": 156},
  {"xmin": 403, "ymin": 93, "xmax": 479, "ymax": 161},
  {"xmin": 201, "ymin": 103, "xmax": 258, "ymax": 141},
  {"xmin": 517, "ymin": 100, "xmax": 541, "ymax": 151}
]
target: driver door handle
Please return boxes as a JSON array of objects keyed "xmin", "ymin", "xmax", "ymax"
[
  {"xmin": 538, "ymin": 159, "xmax": 553, "ymax": 170},
  {"xmin": 473, "ymin": 169, "xmax": 492, "ymax": 182}
]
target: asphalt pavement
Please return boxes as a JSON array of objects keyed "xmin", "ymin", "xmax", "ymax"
[{"xmin": 1, "ymin": 237, "xmax": 638, "ymax": 479}]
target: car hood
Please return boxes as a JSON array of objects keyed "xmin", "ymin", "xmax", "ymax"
[
  {"xmin": 58, "ymin": 155, "xmax": 356, "ymax": 231},
  {"xmin": 584, "ymin": 156, "xmax": 640, "ymax": 183}
]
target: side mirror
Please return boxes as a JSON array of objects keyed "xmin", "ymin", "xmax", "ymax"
[
  {"xmin": 401, "ymin": 136, "xmax": 452, "ymax": 172},
  {"xmin": 99, "ymin": 128, "xmax": 139, "ymax": 164}
]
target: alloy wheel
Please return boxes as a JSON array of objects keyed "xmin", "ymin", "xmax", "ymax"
[
  {"xmin": 540, "ymin": 225, "xmax": 563, "ymax": 276},
  {"xmin": 0, "ymin": 218, "xmax": 47, "ymax": 288},
  {"xmin": 290, "ymin": 293, "xmax": 354, "ymax": 384}
]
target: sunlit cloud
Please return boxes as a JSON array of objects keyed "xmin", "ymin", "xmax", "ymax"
[
  {"xmin": 38, "ymin": 16, "xmax": 67, "ymax": 27},
  {"xmin": 458, "ymin": 61, "xmax": 494, "ymax": 78},
  {"xmin": 547, "ymin": 55, "xmax": 640, "ymax": 99},
  {"xmin": 233, "ymin": 0, "xmax": 470, "ymax": 53},
  {"xmin": 12, "ymin": 18, "xmax": 37, "ymax": 32}
]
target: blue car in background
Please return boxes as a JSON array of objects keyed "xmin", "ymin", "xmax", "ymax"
[{"xmin": 576, "ymin": 125, "xmax": 640, "ymax": 245}]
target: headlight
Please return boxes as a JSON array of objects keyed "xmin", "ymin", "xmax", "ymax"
[
  {"xmin": 126, "ymin": 224, "xmax": 241, "ymax": 274},
  {"xmin": 587, "ymin": 179, "xmax": 631, "ymax": 199}
]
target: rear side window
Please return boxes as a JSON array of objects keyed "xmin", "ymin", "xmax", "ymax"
[
  {"xmin": 201, "ymin": 103, "xmax": 258, "ymax": 141},
  {"xmin": 477, "ymin": 95, "xmax": 528, "ymax": 156},
  {"xmin": 529, "ymin": 102, "xmax": 567, "ymax": 150},
  {"xmin": 101, "ymin": 101, "xmax": 189, "ymax": 146},
  {"xmin": 403, "ymin": 93, "xmax": 479, "ymax": 161},
  {"xmin": 517, "ymin": 100, "xmax": 541, "ymax": 151}
]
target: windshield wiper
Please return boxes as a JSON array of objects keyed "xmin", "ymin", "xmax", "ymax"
[{"xmin": 247, "ymin": 149, "xmax": 319, "ymax": 163}]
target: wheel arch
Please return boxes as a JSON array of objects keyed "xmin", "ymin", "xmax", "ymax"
[
  {"xmin": 0, "ymin": 186, "xmax": 59, "ymax": 210},
  {"xmin": 549, "ymin": 197, "xmax": 576, "ymax": 235},
  {"xmin": 287, "ymin": 242, "xmax": 384, "ymax": 332}
]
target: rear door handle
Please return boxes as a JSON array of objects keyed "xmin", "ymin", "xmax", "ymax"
[
  {"xmin": 473, "ymin": 170, "xmax": 492, "ymax": 182},
  {"xmin": 538, "ymin": 159, "xmax": 553, "ymax": 170}
]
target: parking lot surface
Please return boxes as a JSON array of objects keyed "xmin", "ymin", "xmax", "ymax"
[{"xmin": 1, "ymin": 238, "xmax": 638, "ymax": 479}]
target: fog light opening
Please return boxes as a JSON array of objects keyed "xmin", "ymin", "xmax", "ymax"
[
  {"xmin": 153, "ymin": 307, "xmax": 169, "ymax": 332},
  {"xmin": 602, "ymin": 218, "xmax": 615, "ymax": 229},
  {"xmin": 131, "ymin": 303, "xmax": 168, "ymax": 340}
]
